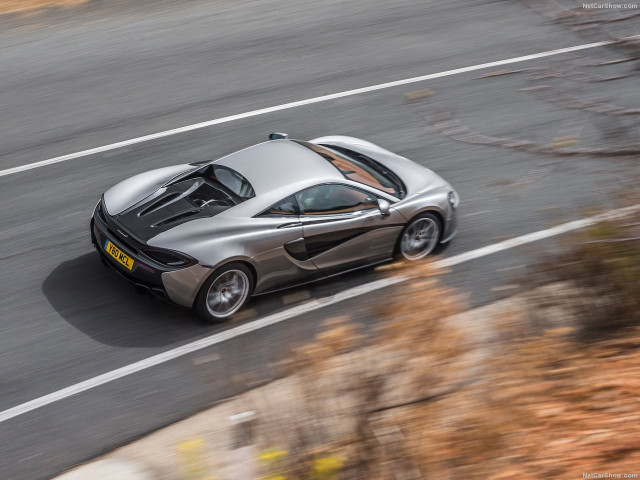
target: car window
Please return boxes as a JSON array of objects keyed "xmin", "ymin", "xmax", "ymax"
[
  {"xmin": 260, "ymin": 195, "xmax": 300, "ymax": 216},
  {"xmin": 296, "ymin": 184, "xmax": 378, "ymax": 215},
  {"xmin": 295, "ymin": 141, "xmax": 405, "ymax": 198},
  {"xmin": 212, "ymin": 166, "xmax": 255, "ymax": 199}
]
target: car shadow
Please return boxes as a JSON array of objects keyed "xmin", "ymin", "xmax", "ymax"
[
  {"xmin": 42, "ymin": 249, "xmax": 435, "ymax": 348},
  {"xmin": 42, "ymin": 251, "xmax": 213, "ymax": 348},
  {"xmin": 433, "ymin": 238, "xmax": 453, "ymax": 255}
]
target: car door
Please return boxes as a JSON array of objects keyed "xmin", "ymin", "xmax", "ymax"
[
  {"xmin": 249, "ymin": 194, "xmax": 320, "ymax": 294},
  {"xmin": 296, "ymin": 183, "xmax": 405, "ymax": 273}
]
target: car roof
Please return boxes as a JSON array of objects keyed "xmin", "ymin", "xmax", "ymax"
[{"xmin": 214, "ymin": 140, "xmax": 343, "ymax": 195}]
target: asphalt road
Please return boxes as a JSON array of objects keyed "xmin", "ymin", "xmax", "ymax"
[{"xmin": 0, "ymin": 0, "xmax": 638, "ymax": 478}]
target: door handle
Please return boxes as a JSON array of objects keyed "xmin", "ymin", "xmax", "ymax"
[{"xmin": 277, "ymin": 221, "xmax": 303, "ymax": 229}]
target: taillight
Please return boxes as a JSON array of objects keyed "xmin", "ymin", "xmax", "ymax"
[
  {"xmin": 137, "ymin": 263, "xmax": 156, "ymax": 273},
  {"xmin": 96, "ymin": 200, "xmax": 108, "ymax": 223},
  {"xmin": 141, "ymin": 248, "xmax": 195, "ymax": 267}
]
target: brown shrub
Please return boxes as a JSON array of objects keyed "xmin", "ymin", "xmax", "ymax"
[
  {"xmin": 524, "ymin": 213, "xmax": 640, "ymax": 339},
  {"xmin": 0, "ymin": 0, "xmax": 84, "ymax": 15},
  {"xmin": 264, "ymin": 251, "xmax": 640, "ymax": 479}
]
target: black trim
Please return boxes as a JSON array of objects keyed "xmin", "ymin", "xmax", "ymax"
[
  {"xmin": 174, "ymin": 164, "xmax": 253, "ymax": 201},
  {"xmin": 277, "ymin": 221, "xmax": 303, "ymax": 229},
  {"xmin": 91, "ymin": 205, "xmax": 187, "ymax": 293},
  {"xmin": 92, "ymin": 219, "xmax": 174, "ymax": 302},
  {"xmin": 114, "ymin": 178, "xmax": 234, "ymax": 242},
  {"xmin": 256, "ymin": 194, "xmax": 301, "ymax": 218},
  {"xmin": 284, "ymin": 238, "xmax": 309, "ymax": 261},
  {"xmin": 303, "ymin": 223, "xmax": 404, "ymax": 258},
  {"xmin": 138, "ymin": 193, "xmax": 181, "ymax": 217},
  {"xmin": 300, "ymin": 213, "xmax": 379, "ymax": 226},
  {"xmin": 304, "ymin": 227, "xmax": 369, "ymax": 258},
  {"xmin": 100, "ymin": 202, "xmax": 147, "ymax": 253}
]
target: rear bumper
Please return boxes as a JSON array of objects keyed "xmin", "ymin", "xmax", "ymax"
[
  {"xmin": 91, "ymin": 218, "xmax": 173, "ymax": 303},
  {"xmin": 91, "ymin": 208, "xmax": 211, "ymax": 307},
  {"xmin": 161, "ymin": 264, "xmax": 212, "ymax": 308}
]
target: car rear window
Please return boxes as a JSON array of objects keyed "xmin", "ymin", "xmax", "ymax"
[{"xmin": 211, "ymin": 165, "xmax": 255, "ymax": 199}]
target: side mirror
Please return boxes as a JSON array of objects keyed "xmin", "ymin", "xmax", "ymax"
[
  {"xmin": 377, "ymin": 198, "xmax": 390, "ymax": 216},
  {"xmin": 268, "ymin": 132, "xmax": 289, "ymax": 140}
]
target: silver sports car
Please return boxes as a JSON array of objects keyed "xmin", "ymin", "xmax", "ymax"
[{"xmin": 91, "ymin": 134, "xmax": 459, "ymax": 322}]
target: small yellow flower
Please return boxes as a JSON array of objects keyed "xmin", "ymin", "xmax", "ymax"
[
  {"xmin": 312, "ymin": 456, "xmax": 344, "ymax": 477},
  {"xmin": 175, "ymin": 438, "xmax": 215, "ymax": 480},
  {"xmin": 177, "ymin": 439, "xmax": 205, "ymax": 453},
  {"xmin": 258, "ymin": 448, "xmax": 288, "ymax": 463},
  {"xmin": 551, "ymin": 135, "xmax": 579, "ymax": 149}
]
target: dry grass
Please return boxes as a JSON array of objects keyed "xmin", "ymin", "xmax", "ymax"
[
  {"xmin": 524, "ymin": 210, "xmax": 640, "ymax": 339},
  {"xmin": 66, "ymin": 252, "xmax": 640, "ymax": 479},
  {"xmin": 395, "ymin": 324, "xmax": 640, "ymax": 479},
  {"xmin": 264, "ymin": 262, "xmax": 475, "ymax": 478},
  {"xmin": 0, "ymin": 0, "xmax": 85, "ymax": 15},
  {"xmin": 265, "ymin": 255, "xmax": 640, "ymax": 479}
]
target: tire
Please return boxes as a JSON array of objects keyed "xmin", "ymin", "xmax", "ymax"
[
  {"xmin": 398, "ymin": 212, "xmax": 442, "ymax": 261},
  {"xmin": 194, "ymin": 262, "xmax": 254, "ymax": 323}
]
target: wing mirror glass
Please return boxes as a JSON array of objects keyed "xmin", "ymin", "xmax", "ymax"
[
  {"xmin": 268, "ymin": 132, "xmax": 289, "ymax": 140},
  {"xmin": 377, "ymin": 198, "xmax": 390, "ymax": 216}
]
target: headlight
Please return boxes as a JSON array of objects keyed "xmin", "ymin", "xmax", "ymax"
[{"xmin": 448, "ymin": 191, "xmax": 458, "ymax": 209}]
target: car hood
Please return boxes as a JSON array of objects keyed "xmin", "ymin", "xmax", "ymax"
[
  {"xmin": 103, "ymin": 164, "xmax": 195, "ymax": 215},
  {"xmin": 311, "ymin": 136, "xmax": 447, "ymax": 195}
]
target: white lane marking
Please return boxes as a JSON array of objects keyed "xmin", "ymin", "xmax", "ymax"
[
  {"xmin": 462, "ymin": 210, "xmax": 492, "ymax": 217},
  {"xmin": 1, "ymin": 37, "xmax": 637, "ymax": 179},
  {"xmin": 0, "ymin": 276, "xmax": 406, "ymax": 425},
  {"xmin": 438, "ymin": 203, "xmax": 640, "ymax": 268},
  {"xmin": 1, "ymin": 203, "xmax": 639, "ymax": 424}
]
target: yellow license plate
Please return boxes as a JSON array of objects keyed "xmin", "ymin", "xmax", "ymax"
[{"xmin": 104, "ymin": 240, "xmax": 135, "ymax": 270}]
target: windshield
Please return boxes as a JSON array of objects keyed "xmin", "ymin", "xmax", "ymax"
[{"xmin": 296, "ymin": 141, "xmax": 405, "ymax": 198}]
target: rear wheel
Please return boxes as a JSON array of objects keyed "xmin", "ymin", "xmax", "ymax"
[
  {"xmin": 194, "ymin": 262, "xmax": 254, "ymax": 322},
  {"xmin": 398, "ymin": 213, "xmax": 441, "ymax": 260}
]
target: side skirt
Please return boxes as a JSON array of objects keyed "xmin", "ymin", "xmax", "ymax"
[{"xmin": 252, "ymin": 257, "xmax": 394, "ymax": 297}]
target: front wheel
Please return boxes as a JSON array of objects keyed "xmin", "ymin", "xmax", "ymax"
[
  {"xmin": 398, "ymin": 213, "xmax": 441, "ymax": 260},
  {"xmin": 194, "ymin": 262, "xmax": 254, "ymax": 323}
]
